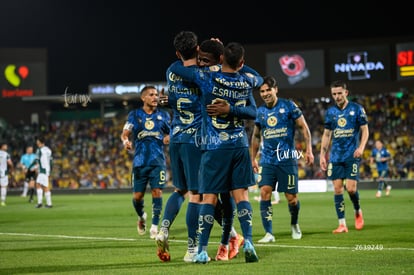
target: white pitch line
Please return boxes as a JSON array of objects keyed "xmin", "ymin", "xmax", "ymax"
[{"xmin": 1, "ymin": 232, "xmax": 413, "ymax": 251}]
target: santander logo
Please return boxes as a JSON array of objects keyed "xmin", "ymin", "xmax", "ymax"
[
  {"xmin": 2, "ymin": 64, "xmax": 34, "ymax": 97},
  {"xmin": 4, "ymin": 64, "xmax": 29, "ymax": 87}
]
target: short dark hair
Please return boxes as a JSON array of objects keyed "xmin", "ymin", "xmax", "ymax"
[
  {"xmin": 261, "ymin": 76, "xmax": 278, "ymax": 88},
  {"xmin": 330, "ymin": 80, "xmax": 347, "ymax": 90},
  {"xmin": 140, "ymin": 85, "xmax": 157, "ymax": 97},
  {"xmin": 224, "ymin": 42, "xmax": 244, "ymax": 70},
  {"xmin": 199, "ymin": 39, "xmax": 224, "ymax": 62},
  {"xmin": 173, "ymin": 31, "xmax": 198, "ymax": 60},
  {"xmin": 36, "ymin": 135, "xmax": 46, "ymax": 144}
]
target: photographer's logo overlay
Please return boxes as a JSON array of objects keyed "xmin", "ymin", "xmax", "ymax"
[{"xmin": 63, "ymin": 87, "xmax": 92, "ymax": 107}]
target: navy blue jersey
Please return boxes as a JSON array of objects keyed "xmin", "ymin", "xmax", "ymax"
[
  {"xmin": 324, "ymin": 101, "xmax": 368, "ymax": 162},
  {"xmin": 255, "ymin": 98, "xmax": 303, "ymax": 165},
  {"xmin": 125, "ymin": 108, "xmax": 170, "ymax": 167},
  {"xmin": 169, "ymin": 61, "xmax": 262, "ymax": 150},
  {"xmin": 166, "ymin": 64, "xmax": 202, "ymax": 144},
  {"xmin": 371, "ymin": 147, "xmax": 390, "ymax": 173}
]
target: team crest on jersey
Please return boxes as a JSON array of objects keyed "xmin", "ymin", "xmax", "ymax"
[
  {"xmin": 349, "ymin": 111, "xmax": 355, "ymax": 116},
  {"xmin": 337, "ymin": 117, "xmax": 347, "ymax": 127},
  {"xmin": 219, "ymin": 132, "xmax": 229, "ymax": 141},
  {"xmin": 279, "ymin": 108, "xmax": 286, "ymax": 114},
  {"xmin": 145, "ymin": 119, "xmax": 155, "ymax": 130},
  {"xmin": 267, "ymin": 116, "xmax": 278, "ymax": 127}
]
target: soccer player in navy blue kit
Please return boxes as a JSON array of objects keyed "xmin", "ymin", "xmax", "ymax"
[
  {"xmin": 370, "ymin": 140, "xmax": 392, "ymax": 198},
  {"xmin": 320, "ymin": 80, "xmax": 369, "ymax": 233},
  {"xmin": 198, "ymin": 39, "xmax": 245, "ymax": 261},
  {"xmin": 157, "ymin": 33, "xmax": 243, "ymax": 262},
  {"xmin": 250, "ymin": 76, "xmax": 314, "ymax": 243},
  {"xmin": 121, "ymin": 85, "xmax": 171, "ymax": 239},
  {"xmin": 155, "ymin": 31, "xmax": 203, "ymax": 262},
  {"xmin": 169, "ymin": 42, "xmax": 262, "ymax": 263}
]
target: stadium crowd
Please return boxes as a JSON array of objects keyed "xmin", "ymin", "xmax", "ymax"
[{"xmin": 1, "ymin": 92, "xmax": 413, "ymax": 190}]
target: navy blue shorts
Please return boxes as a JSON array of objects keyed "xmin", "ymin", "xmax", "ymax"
[
  {"xmin": 169, "ymin": 143, "xmax": 201, "ymax": 192},
  {"xmin": 378, "ymin": 169, "xmax": 389, "ymax": 179},
  {"xmin": 132, "ymin": 165, "xmax": 167, "ymax": 193},
  {"xmin": 199, "ymin": 147, "xmax": 254, "ymax": 194},
  {"xmin": 327, "ymin": 159, "xmax": 361, "ymax": 181},
  {"xmin": 258, "ymin": 163, "xmax": 298, "ymax": 194}
]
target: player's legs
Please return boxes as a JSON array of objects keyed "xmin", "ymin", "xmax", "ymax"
[
  {"xmin": 181, "ymin": 145, "xmax": 202, "ymax": 261},
  {"xmin": 148, "ymin": 166, "xmax": 167, "ymax": 239},
  {"xmin": 194, "ymin": 193, "xmax": 218, "ymax": 263},
  {"xmin": 21, "ymin": 180, "xmax": 29, "ymax": 197},
  {"xmin": 158, "ymin": 143, "xmax": 187, "ymax": 246},
  {"xmin": 328, "ymin": 163, "xmax": 348, "ymax": 233},
  {"xmin": 35, "ymin": 174, "xmax": 51, "ymax": 208},
  {"xmin": 231, "ymin": 148, "xmax": 258, "ymax": 262},
  {"xmin": 184, "ymin": 191, "xmax": 201, "ymax": 261},
  {"xmin": 257, "ymin": 164, "xmax": 277, "ymax": 243},
  {"xmin": 233, "ymin": 188, "xmax": 258, "ymax": 263},
  {"xmin": 378, "ymin": 170, "xmax": 391, "ymax": 197},
  {"xmin": 0, "ymin": 177, "xmax": 8, "ymax": 206},
  {"xmin": 344, "ymin": 160, "xmax": 363, "ymax": 230},
  {"xmin": 194, "ymin": 150, "xmax": 230, "ymax": 263},
  {"xmin": 285, "ymin": 192, "xmax": 302, "ymax": 239},
  {"xmin": 280, "ymin": 164, "xmax": 301, "ymax": 239},
  {"xmin": 258, "ymin": 185, "xmax": 274, "ymax": 242},
  {"xmin": 215, "ymin": 192, "xmax": 233, "ymax": 261},
  {"xmin": 150, "ymin": 188, "xmax": 163, "ymax": 238},
  {"xmin": 131, "ymin": 167, "xmax": 149, "ymax": 235},
  {"xmin": 158, "ymin": 143, "xmax": 201, "ymax": 262},
  {"xmin": 332, "ymin": 178, "xmax": 348, "ymax": 233},
  {"xmin": 28, "ymin": 178, "xmax": 36, "ymax": 203}
]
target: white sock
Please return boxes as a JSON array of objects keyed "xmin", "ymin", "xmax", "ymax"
[
  {"xmin": 22, "ymin": 181, "xmax": 29, "ymax": 196},
  {"xmin": 45, "ymin": 191, "xmax": 52, "ymax": 206},
  {"xmin": 230, "ymin": 227, "xmax": 237, "ymax": 238},
  {"xmin": 37, "ymin": 188, "xmax": 43, "ymax": 204},
  {"xmin": 1, "ymin": 186, "xmax": 7, "ymax": 202},
  {"xmin": 272, "ymin": 191, "xmax": 280, "ymax": 202},
  {"xmin": 150, "ymin": 224, "xmax": 158, "ymax": 232}
]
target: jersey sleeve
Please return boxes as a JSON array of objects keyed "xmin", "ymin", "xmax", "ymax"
[
  {"xmin": 169, "ymin": 60, "xmax": 196, "ymax": 82},
  {"xmin": 229, "ymin": 91, "xmax": 257, "ymax": 119}
]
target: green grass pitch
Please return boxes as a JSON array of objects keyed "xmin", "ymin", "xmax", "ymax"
[{"xmin": 1, "ymin": 189, "xmax": 413, "ymax": 274}]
